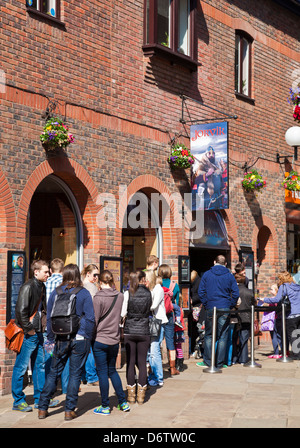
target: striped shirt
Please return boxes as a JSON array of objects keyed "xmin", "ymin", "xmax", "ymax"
[{"xmin": 45, "ymin": 273, "xmax": 63, "ymax": 302}]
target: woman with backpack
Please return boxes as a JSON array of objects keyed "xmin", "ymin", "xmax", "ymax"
[
  {"xmin": 121, "ymin": 270, "xmax": 152, "ymax": 404},
  {"xmin": 92, "ymin": 270, "xmax": 130, "ymax": 415},
  {"xmin": 38, "ymin": 264, "xmax": 95, "ymax": 421}
]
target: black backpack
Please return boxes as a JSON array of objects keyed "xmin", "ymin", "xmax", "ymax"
[{"xmin": 51, "ymin": 286, "xmax": 83, "ymax": 337}]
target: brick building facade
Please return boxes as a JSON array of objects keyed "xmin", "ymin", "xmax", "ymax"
[{"xmin": 0, "ymin": 0, "xmax": 299, "ymax": 394}]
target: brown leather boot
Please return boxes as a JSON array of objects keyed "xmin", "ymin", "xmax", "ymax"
[
  {"xmin": 136, "ymin": 384, "xmax": 147, "ymax": 405},
  {"xmin": 169, "ymin": 350, "xmax": 180, "ymax": 375},
  {"xmin": 38, "ymin": 410, "xmax": 49, "ymax": 419},
  {"xmin": 65, "ymin": 410, "xmax": 77, "ymax": 420},
  {"xmin": 126, "ymin": 384, "xmax": 136, "ymax": 404}
]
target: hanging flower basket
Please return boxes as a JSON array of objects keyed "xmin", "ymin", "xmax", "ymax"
[
  {"xmin": 40, "ymin": 117, "xmax": 75, "ymax": 151},
  {"xmin": 281, "ymin": 170, "xmax": 300, "ymax": 191},
  {"xmin": 242, "ymin": 170, "xmax": 266, "ymax": 193},
  {"xmin": 167, "ymin": 144, "xmax": 195, "ymax": 170},
  {"xmin": 288, "ymin": 85, "xmax": 300, "ymax": 123}
]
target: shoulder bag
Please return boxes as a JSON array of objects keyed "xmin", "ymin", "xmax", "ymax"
[
  {"xmin": 5, "ymin": 320, "xmax": 24, "ymax": 353},
  {"xmin": 149, "ymin": 313, "xmax": 162, "ymax": 338},
  {"xmin": 277, "ymin": 285, "xmax": 291, "ymax": 313}
]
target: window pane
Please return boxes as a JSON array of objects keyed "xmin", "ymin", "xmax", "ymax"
[
  {"xmin": 178, "ymin": 0, "xmax": 190, "ymax": 55},
  {"xmin": 26, "ymin": 0, "xmax": 39, "ymax": 8},
  {"xmin": 41, "ymin": 0, "xmax": 56, "ymax": 16},
  {"xmin": 145, "ymin": 0, "xmax": 150, "ymax": 44},
  {"xmin": 157, "ymin": 0, "xmax": 170, "ymax": 47},
  {"xmin": 235, "ymin": 35, "xmax": 240, "ymax": 92},
  {"xmin": 241, "ymin": 37, "xmax": 249, "ymax": 95}
]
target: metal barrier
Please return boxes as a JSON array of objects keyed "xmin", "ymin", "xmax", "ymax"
[
  {"xmin": 276, "ymin": 303, "xmax": 293, "ymax": 363},
  {"xmin": 201, "ymin": 303, "xmax": 293, "ymax": 372},
  {"xmin": 203, "ymin": 307, "xmax": 222, "ymax": 374},
  {"xmin": 244, "ymin": 305, "xmax": 261, "ymax": 368}
]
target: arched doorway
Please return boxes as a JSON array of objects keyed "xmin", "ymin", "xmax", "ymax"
[
  {"xmin": 121, "ymin": 190, "xmax": 162, "ymax": 287},
  {"xmin": 26, "ymin": 175, "xmax": 83, "ymax": 270}
]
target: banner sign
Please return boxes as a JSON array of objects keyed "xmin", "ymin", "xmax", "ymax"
[
  {"xmin": 6, "ymin": 251, "xmax": 26, "ymax": 323},
  {"xmin": 190, "ymin": 122, "xmax": 228, "ymax": 211},
  {"xmin": 285, "ymin": 189, "xmax": 300, "ymax": 205}
]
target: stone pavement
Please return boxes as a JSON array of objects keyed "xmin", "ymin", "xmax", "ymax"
[{"xmin": 1, "ymin": 342, "xmax": 300, "ymax": 429}]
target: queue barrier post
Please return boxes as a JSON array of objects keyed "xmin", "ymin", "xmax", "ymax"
[
  {"xmin": 276, "ymin": 303, "xmax": 293, "ymax": 363},
  {"xmin": 244, "ymin": 305, "xmax": 261, "ymax": 368},
  {"xmin": 203, "ymin": 307, "xmax": 222, "ymax": 374}
]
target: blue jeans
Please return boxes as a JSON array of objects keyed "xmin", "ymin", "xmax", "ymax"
[
  {"xmin": 204, "ymin": 308, "xmax": 230, "ymax": 368},
  {"xmin": 161, "ymin": 314, "xmax": 175, "ymax": 351},
  {"xmin": 93, "ymin": 341, "xmax": 126, "ymax": 408},
  {"xmin": 84, "ymin": 349, "xmax": 98, "ymax": 383},
  {"xmin": 148, "ymin": 327, "xmax": 164, "ymax": 384},
  {"xmin": 44, "ymin": 333, "xmax": 69, "ymax": 394},
  {"xmin": 12, "ymin": 332, "xmax": 45, "ymax": 407},
  {"xmin": 232, "ymin": 323, "xmax": 250, "ymax": 364},
  {"xmin": 38, "ymin": 338, "xmax": 90, "ymax": 412}
]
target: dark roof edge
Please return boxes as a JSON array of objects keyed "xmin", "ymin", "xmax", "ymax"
[{"xmin": 272, "ymin": 0, "xmax": 300, "ymax": 15}]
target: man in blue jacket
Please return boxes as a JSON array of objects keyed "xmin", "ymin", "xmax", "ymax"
[{"xmin": 197, "ymin": 255, "xmax": 240, "ymax": 369}]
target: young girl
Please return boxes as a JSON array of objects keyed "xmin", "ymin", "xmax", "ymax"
[
  {"xmin": 174, "ymin": 293, "xmax": 186, "ymax": 372},
  {"xmin": 145, "ymin": 272, "xmax": 168, "ymax": 387}
]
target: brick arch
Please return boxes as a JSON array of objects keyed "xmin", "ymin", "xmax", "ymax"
[
  {"xmin": 16, "ymin": 156, "xmax": 102, "ymax": 253},
  {"xmin": 251, "ymin": 215, "xmax": 279, "ymax": 264},
  {"xmin": 252, "ymin": 215, "xmax": 280, "ymax": 294},
  {"xmin": 0, "ymin": 168, "xmax": 17, "ymax": 246},
  {"xmin": 116, "ymin": 174, "xmax": 181, "ymax": 265}
]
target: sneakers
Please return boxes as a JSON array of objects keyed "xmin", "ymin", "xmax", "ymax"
[
  {"xmin": 196, "ymin": 361, "xmax": 206, "ymax": 367},
  {"xmin": 175, "ymin": 321, "xmax": 184, "ymax": 329},
  {"xmin": 12, "ymin": 402, "xmax": 33, "ymax": 412},
  {"xmin": 117, "ymin": 402, "xmax": 130, "ymax": 412},
  {"xmin": 93, "ymin": 405, "xmax": 111, "ymax": 416}
]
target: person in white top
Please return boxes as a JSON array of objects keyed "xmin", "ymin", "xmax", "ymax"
[{"xmin": 145, "ymin": 270, "xmax": 168, "ymax": 387}]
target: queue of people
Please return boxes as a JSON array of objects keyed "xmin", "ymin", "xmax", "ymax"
[
  {"xmin": 190, "ymin": 255, "xmax": 300, "ymax": 369},
  {"xmin": 12, "ymin": 252, "xmax": 300, "ymax": 420},
  {"xmin": 10, "ymin": 255, "xmax": 186, "ymax": 420}
]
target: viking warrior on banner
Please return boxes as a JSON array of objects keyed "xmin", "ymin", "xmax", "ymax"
[{"xmin": 192, "ymin": 146, "xmax": 223, "ymax": 210}]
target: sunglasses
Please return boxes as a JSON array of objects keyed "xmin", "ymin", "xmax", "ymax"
[{"xmin": 93, "ymin": 273, "xmax": 99, "ymax": 278}]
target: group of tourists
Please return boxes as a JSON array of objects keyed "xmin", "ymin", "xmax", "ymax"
[
  {"xmin": 190, "ymin": 255, "xmax": 300, "ymax": 370},
  {"xmin": 10, "ymin": 255, "xmax": 186, "ymax": 420},
  {"xmin": 11, "ymin": 251, "xmax": 300, "ymax": 420}
]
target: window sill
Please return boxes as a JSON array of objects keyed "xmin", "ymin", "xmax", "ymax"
[
  {"xmin": 142, "ymin": 44, "xmax": 198, "ymax": 72},
  {"xmin": 26, "ymin": 7, "xmax": 66, "ymax": 28},
  {"xmin": 235, "ymin": 92, "xmax": 255, "ymax": 105}
]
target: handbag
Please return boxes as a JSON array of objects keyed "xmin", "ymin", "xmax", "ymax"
[
  {"xmin": 5, "ymin": 301, "xmax": 40, "ymax": 353},
  {"xmin": 254, "ymin": 319, "xmax": 262, "ymax": 336},
  {"xmin": 5, "ymin": 320, "xmax": 24, "ymax": 353},
  {"xmin": 260, "ymin": 311, "xmax": 276, "ymax": 331},
  {"xmin": 149, "ymin": 314, "xmax": 162, "ymax": 338},
  {"xmin": 277, "ymin": 285, "xmax": 291, "ymax": 313},
  {"xmin": 119, "ymin": 317, "xmax": 125, "ymax": 342}
]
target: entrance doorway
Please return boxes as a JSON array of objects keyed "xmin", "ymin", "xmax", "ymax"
[
  {"xmin": 121, "ymin": 191, "xmax": 162, "ymax": 288},
  {"xmin": 26, "ymin": 175, "xmax": 83, "ymax": 269}
]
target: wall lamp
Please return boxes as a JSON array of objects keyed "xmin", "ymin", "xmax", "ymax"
[{"xmin": 277, "ymin": 126, "xmax": 300, "ymax": 163}]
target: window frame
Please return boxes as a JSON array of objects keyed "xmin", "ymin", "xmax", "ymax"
[
  {"xmin": 235, "ymin": 30, "xmax": 254, "ymax": 101},
  {"xmin": 143, "ymin": 0, "xmax": 198, "ymax": 72},
  {"xmin": 26, "ymin": 0, "xmax": 61, "ymax": 23}
]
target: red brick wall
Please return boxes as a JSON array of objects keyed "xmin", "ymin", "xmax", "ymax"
[{"xmin": 0, "ymin": 0, "xmax": 299, "ymax": 391}]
